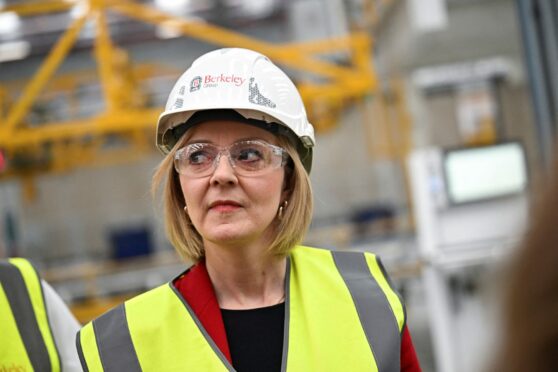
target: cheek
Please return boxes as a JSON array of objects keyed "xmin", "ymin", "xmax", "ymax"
[
  {"xmin": 255, "ymin": 176, "xmax": 285, "ymax": 206},
  {"xmin": 179, "ymin": 177, "xmax": 200, "ymax": 208}
]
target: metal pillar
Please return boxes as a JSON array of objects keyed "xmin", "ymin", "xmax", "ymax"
[{"xmin": 516, "ymin": 0, "xmax": 558, "ymax": 168}]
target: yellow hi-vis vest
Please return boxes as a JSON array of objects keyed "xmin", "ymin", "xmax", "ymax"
[
  {"xmin": 0, "ymin": 258, "xmax": 61, "ymax": 372},
  {"xmin": 77, "ymin": 246, "xmax": 406, "ymax": 372}
]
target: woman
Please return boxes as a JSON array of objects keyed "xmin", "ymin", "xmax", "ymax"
[
  {"xmin": 492, "ymin": 153, "xmax": 558, "ymax": 372},
  {"xmin": 77, "ymin": 48, "xmax": 421, "ymax": 371}
]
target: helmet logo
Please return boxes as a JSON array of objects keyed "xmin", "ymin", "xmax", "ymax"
[
  {"xmin": 172, "ymin": 98, "xmax": 184, "ymax": 109},
  {"xmin": 203, "ymin": 74, "xmax": 245, "ymax": 87},
  {"xmin": 248, "ymin": 77, "xmax": 276, "ymax": 108},
  {"xmin": 190, "ymin": 76, "xmax": 202, "ymax": 92}
]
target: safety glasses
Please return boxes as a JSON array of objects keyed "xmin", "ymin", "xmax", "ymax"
[{"xmin": 174, "ymin": 140, "xmax": 288, "ymax": 178}]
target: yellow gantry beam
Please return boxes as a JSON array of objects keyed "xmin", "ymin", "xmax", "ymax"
[
  {"xmin": 2, "ymin": 1, "xmax": 75, "ymax": 16},
  {"xmin": 2, "ymin": 14, "xmax": 88, "ymax": 134},
  {"xmin": 111, "ymin": 2, "xmax": 376, "ymax": 86},
  {"xmin": 4, "ymin": 108, "xmax": 161, "ymax": 147},
  {"xmin": 93, "ymin": 8, "xmax": 119, "ymax": 112}
]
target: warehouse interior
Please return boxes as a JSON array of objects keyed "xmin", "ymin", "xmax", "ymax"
[{"xmin": 1, "ymin": 0, "xmax": 557, "ymax": 371}]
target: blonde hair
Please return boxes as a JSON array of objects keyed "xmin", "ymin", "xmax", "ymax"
[{"xmin": 152, "ymin": 133, "xmax": 313, "ymax": 262}]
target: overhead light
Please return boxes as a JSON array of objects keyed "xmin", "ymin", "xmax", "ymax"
[
  {"xmin": 408, "ymin": 0, "xmax": 448, "ymax": 32},
  {"xmin": 156, "ymin": 22, "xmax": 182, "ymax": 39},
  {"xmin": 154, "ymin": 0, "xmax": 191, "ymax": 13},
  {"xmin": 0, "ymin": 12, "xmax": 21, "ymax": 36},
  {"xmin": 0, "ymin": 40, "xmax": 31, "ymax": 62},
  {"xmin": 240, "ymin": 0, "xmax": 275, "ymax": 17},
  {"xmin": 155, "ymin": 18, "xmax": 204, "ymax": 39},
  {"xmin": 70, "ymin": 2, "xmax": 88, "ymax": 19}
]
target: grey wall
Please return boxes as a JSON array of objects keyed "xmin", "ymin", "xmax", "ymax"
[{"xmin": 375, "ymin": 0, "xmax": 538, "ymax": 169}]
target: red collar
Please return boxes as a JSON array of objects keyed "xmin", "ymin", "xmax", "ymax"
[{"xmin": 173, "ymin": 261, "xmax": 232, "ymax": 363}]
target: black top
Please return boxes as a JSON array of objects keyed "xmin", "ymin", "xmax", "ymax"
[{"xmin": 221, "ymin": 302, "xmax": 285, "ymax": 372}]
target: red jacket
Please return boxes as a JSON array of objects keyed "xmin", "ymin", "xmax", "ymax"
[{"xmin": 174, "ymin": 260, "xmax": 421, "ymax": 371}]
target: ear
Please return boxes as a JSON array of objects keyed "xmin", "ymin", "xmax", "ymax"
[
  {"xmin": 281, "ymin": 189, "xmax": 291, "ymax": 204},
  {"xmin": 281, "ymin": 166, "xmax": 293, "ymax": 201}
]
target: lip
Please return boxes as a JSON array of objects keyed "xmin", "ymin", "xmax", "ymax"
[{"xmin": 209, "ymin": 200, "xmax": 242, "ymax": 211}]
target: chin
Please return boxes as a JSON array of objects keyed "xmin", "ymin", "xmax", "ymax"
[
  {"xmin": 206, "ymin": 224, "xmax": 274, "ymax": 247},
  {"xmin": 205, "ymin": 226, "xmax": 251, "ymax": 244},
  {"xmin": 200, "ymin": 217, "xmax": 276, "ymax": 246}
]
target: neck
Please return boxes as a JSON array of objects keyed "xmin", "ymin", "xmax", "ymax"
[{"xmin": 204, "ymin": 240, "xmax": 287, "ymax": 310}]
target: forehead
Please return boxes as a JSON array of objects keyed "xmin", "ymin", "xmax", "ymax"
[{"xmin": 186, "ymin": 120, "xmax": 278, "ymax": 144}]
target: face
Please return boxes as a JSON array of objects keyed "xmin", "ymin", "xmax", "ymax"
[{"xmin": 178, "ymin": 120, "xmax": 288, "ymax": 248}]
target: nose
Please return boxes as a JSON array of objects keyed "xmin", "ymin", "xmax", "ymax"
[{"xmin": 209, "ymin": 152, "xmax": 237, "ymax": 185}]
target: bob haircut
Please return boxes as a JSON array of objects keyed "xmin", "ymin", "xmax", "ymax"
[{"xmin": 152, "ymin": 122, "xmax": 313, "ymax": 263}]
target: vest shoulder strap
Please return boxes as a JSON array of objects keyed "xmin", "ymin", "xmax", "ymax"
[
  {"xmin": 295, "ymin": 246, "xmax": 406, "ymax": 330},
  {"xmin": 291, "ymin": 246, "xmax": 404, "ymax": 372},
  {"xmin": 0, "ymin": 258, "xmax": 60, "ymax": 372}
]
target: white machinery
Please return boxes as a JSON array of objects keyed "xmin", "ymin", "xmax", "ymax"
[{"xmin": 408, "ymin": 142, "xmax": 529, "ymax": 372}]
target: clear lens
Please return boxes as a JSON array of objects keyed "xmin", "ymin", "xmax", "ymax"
[
  {"xmin": 230, "ymin": 142, "xmax": 270, "ymax": 171},
  {"xmin": 182, "ymin": 143, "xmax": 218, "ymax": 175},
  {"xmin": 174, "ymin": 140, "xmax": 287, "ymax": 177}
]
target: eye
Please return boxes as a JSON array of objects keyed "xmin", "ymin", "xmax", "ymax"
[
  {"xmin": 184, "ymin": 144, "xmax": 215, "ymax": 165},
  {"xmin": 231, "ymin": 142, "xmax": 271, "ymax": 171},
  {"xmin": 189, "ymin": 150, "xmax": 211, "ymax": 165},
  {"xmin": 237, "ymin": 147, "xmax": 265, "ymax": 163}
]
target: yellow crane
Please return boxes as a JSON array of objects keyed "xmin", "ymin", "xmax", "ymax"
[{"xmin": 0, "ymin": 0, "xmax": 408, "ymax": 200}]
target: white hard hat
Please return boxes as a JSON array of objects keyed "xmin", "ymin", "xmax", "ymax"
[{"xmin": 156, "ymin": 48, "xmax": 315, "ymax": 173}]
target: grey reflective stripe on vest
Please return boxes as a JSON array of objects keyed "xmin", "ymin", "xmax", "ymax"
[
  {"xmin": 92, "ymin": 304, "xmax": 142, "ymax": 372},
  {"xmin": 280, "ymin": 257, "xmax": 291, "ymax": 372},
  {"xmin": 332, "ymin": 251, "xmax": 400, "ymax": 372},
  {"xmin": 76, "ymin": 330, "xmax": 89, "ymax": 372},
  {"xmin": 0, "ymin": 261, "xmax": 52, "ymax": 371}
]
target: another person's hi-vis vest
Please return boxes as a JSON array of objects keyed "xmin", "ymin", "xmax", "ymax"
[
  {"xmin": 77, "ymin": 246, "xmax": 405, "ymax": 372},
  {"xmin": 0, "ymin": 258, "xmax": 61, "ymax": 372}
]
